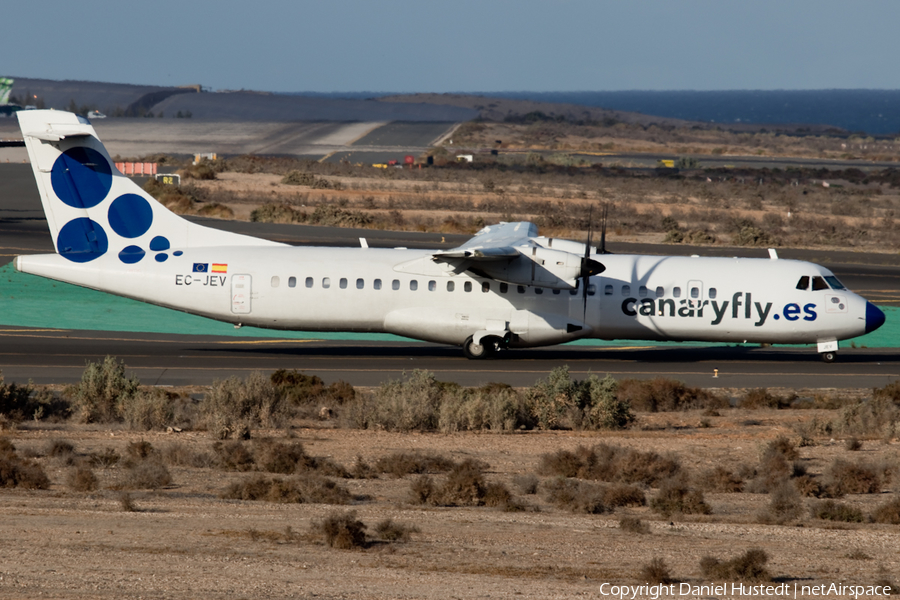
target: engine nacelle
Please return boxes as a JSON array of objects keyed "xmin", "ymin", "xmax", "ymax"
[{"xmin": 472, "ymin": 246, "xmax": 600, "ymax": 290}]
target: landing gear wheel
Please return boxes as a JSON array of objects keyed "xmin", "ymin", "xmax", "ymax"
[
  {"xmin": 463, "ymin": 335, "xmax": 495, "ymax": 360},
  {"xmin": 820, "ymin": 351, "xmax": 837, "ymax": 363}
]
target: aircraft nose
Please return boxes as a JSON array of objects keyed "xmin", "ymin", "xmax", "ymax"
[{"xmin": 865, "ymin": 302, "xmax": 886, "ymax": 334}]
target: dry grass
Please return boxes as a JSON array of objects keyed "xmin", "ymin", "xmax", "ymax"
[
  {"xmin": 810, "ymin": 500, "xmax": 865, "ymax": 523},
  {"xmin": 0, "ymin": 438, "xmax": 50, "ymax": 489},
  {"xmin": 374, "ymin": 450, "xmax": 456, "ymax": 477},
  {"xmin": 617, "ymin": 378, "xmax": 727, "ymax": 412},
  {"xmin": 66, "ymin": 465, "xmax": 98, "ymax": 492}
]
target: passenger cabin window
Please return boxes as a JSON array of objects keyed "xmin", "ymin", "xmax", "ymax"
[
  {"xmin": 796, "ymin": 276, "xmax": 810, "ymax": 291},
  {"xmin": 356, "ymin": 278, "xmax": 364, "ymax": 289},
  {"xmin": 709, "ymin": 288, "xmax": 717, "ymax": 299},
  {"xmin": 587, "ymin": 284, "xmax": 596, "ymax": 296},
  {"xmin": 825, "ymin": 276, "xmax": 845, "ymax": 290},
  {"xmin": 570, "ymin": 282, "xmax": 578, "ymax": 296},
  {"xmin": 391, "ymin": 279, "xmax": 400, "ymax": 290},
  {"xmin": 639, "ymin": 285, "xmax": 648, "ymax": 298},
  {"xmin": 812, "ymin": 276, "xmax": 829, "ymax": 291},
  {"xmin": 339, "ymin": 278, "xmax": 348, "ymax": 289},
  {"xmin": 552, "ymin": 289, "xmax": 560, "ymax": 295},
  {"xmin": 673, "ymin": 287, "xmax": 681, "ymax": 298},
  {"xmin": 535, "ymin": 288, "xmax": 543, "ymax": 294},
  {"xmin": 622, "ymin": 285, "xmax": 631, "ymax": 296},
  {"xmin": 428, "ymin": 280, "xmax": 436, "ymax": 291},
  {"xmin": 271, "ymin": 276, "xmax": 280, "ymax": 288},
  {"xmin": 288, "ymin": 276, "xmax": 296, "ymax": 288},
  {"xmin": 517, "ymin": 285, "xmax": 526, "ymax": 294},
  {"xmin": 464, "ymin": 282, "xmax": 472, "ymax": 292},
  {"xmin": 410, "ymin": 280, "xmax": 418, "ymax": 291},
  {"xmin": 482, "ymin": 282, "xmax": 490, "ymax": 292},
  {"xmin": 322, "ymin": 277, "xmax": 330, "ymax": 289},
  {"xmin": 500, "ymin": 283, "xmax": 508, "ymax": 294},
  {"xmin": 655, "ymin": 286, "xmax": 664, "ymax": 298},
  {"xmin": 305, "ymin": 277, "xmax": 313, "ymax": 288},
  {"xmin": 604, "ymin": 285, "xmax": 613, "ymax": 295},
  {"xmin": 374, "ymin": 279, "xmax": 382, "ymax": 290},
  {"xmin": 447, "ymin": 281, "xmax": 455, "ymax": 292},
  {"xmin": 690, "ymin": 287, "xmax": 700, "ymax": 299}
]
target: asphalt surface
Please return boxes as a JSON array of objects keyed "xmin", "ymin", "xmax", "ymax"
[
  {"xmin": 0, "ymin": 326, "xmax": 897, "ymax": 388},
  {"xmin": 1, "ymin": 164, "xmax": 897, "ymax": 388}
]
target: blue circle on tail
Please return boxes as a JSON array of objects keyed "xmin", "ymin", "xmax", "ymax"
[
  {"xmin": 50, "ymin": 147, "xmax": 112, "ymax": 209},
  {"xmin": 56, "ymin": 218, "xmax": 109, "ymax": 262},
  {"xmin": 108, "ymin": 194, "xmax": 153, "ymax": 238},
  {"xmin": 118, "ymin": 245, "xmax": 146, "ymax": 264}
]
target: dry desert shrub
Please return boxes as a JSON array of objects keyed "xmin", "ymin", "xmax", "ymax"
[
  {"xmin": 313, "ymin": 511, "xmax": 367, "ymax": 549},
  {"xmin": 543, "ymin": 478, "xmax": 645, "ymax": 514},
  {"xmin": 0, "ymin": 438, "xmax": 50, "ymax": 489},
  {"xmin": 270, "ymin": 369, "xmax": 355, "ymax": 405},
  {"xmin": 757, "ymin": 480, "xmax": 803, "ymax": 524},
  {"xmin": 538, "ymin": 444, "xmax": 681, "ymax": 486},
  {"xmin": 650, "ymin": 477, "xmax": 711, "ymax": 517},
  {"xmin": 827, "ymin": 459, "xmax": 883, "ymax": 495},
  {"xmin": 89, "ymin": 447, "xmax": 120, "ymax": 468},
  {"xmin": 617, "ymin": 377, "xmax": 727, "ymax": 412},
  {"xmin": 347, "ymin": 370, "xmax": 443, "ymax": 432},
  {"xmin": 408, "ymin": 459, "xmax": 515, "ymax": 509},
  {"xmin": 47, "ymin": 439, "xmax": 77, "ymax": 464},
  {"xmin": 253, "ymin": 440, "xmax": 348, "ymax": 477},
  {"xmin": 744, "ymin": 436, "xmax": 801, "ymax": 493},
  {"xmin": 438, "ymin": 382, "xmax": 532, "ymax": 433},
  {"xmin": 697, "ymin": 466, "xmax": 744, "ymax": 493},
  {"xmin": 126, "ymin": 458, "xmax": 172, "ymax": 489},
  {"xmin": 513, "ymin": 474, "xmax": 539, "ymax": 495},
  {"xmin": 160, "ymin": 442, "xmax": 214, "ymax": 468},
  {"xmin": 212, "ymin": 440, "xmax": 255, "ymax": 471},
  {"xmin": 119, "ymin": 492, "xmax": 137, "ymax": 512},
  {"xmin": 871, "ymin": 497, "xmax": 900, "ymax": 524},
  {"xmin": 846, "ymin": 437, "xmax": 863, "ymax": 451},
  {"xmin": 832, "ymin": 395, "xmax": 899, "ymax": 441},
  {"xmin": 739, "ymin": 388, "xmax": 795, "ymax": 409},
  {"xmin": 700, "ymin": 549, "xmax": 771, "ymax": 582},
  {"xmin": 201, "ymin": 372, "xmax": 291, "ymax": 439},
  {"xmin": 640, "ymin": 558, "xmax": 677, "ymax": 585},
  {"xmin": 526, "ymin": 368, "xmax": 634, "ymax": 430},
  {"xmin": 810, "ymin": 499, "xmax": 865, "ymax": 523},
  {"xmin": 618, "ymin": 516, "xmax": 650, "ymax": 534},
  {"xmin": 121, "ymin": 388, "xmax": 175, "ymax": 431},
  {"xmin": 222, "ymin": 473, "xmax": 352, "ymax": 504},
  {"xmin": 0, "ymin": 372, "xmax": 69, "ymax": 423},
  {"xmin": 67, "ymin": 465, "xmax": 98, "ymax": 492},
  {"xmin": 373, "ymin": 518, "xmax": 419, "ymax": 542},
  {"xmin": 374, "ymin": 450, "xmax": 456, "ymax": 477},
  {"xmin": 69, "ymin": 356, "xmax": 140, "ymax": 424}
]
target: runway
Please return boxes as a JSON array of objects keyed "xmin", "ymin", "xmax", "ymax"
[
  {"xmin": 1, "ymin": 164, "xmax": 897, "ymax": 389},
  {"xmin": 0, "ymin": 326, "xmax": 897, "ymax": 389}
]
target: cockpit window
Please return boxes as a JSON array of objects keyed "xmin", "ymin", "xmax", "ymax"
[
  {"xmin": 824, "ymin": 276, "xmax": 845, "ymax": 290},
  {"xmin": 812, "ymin": 276, "xmax": 829, "ymax": 291},
  {"xmin": 796, "ymin": 276, "xmax": 809, "ymax": 291}
]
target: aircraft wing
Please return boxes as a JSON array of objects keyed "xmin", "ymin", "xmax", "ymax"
[
  {"xmin": 430, "ymin": 221, "xmax": 598, "ymax": 290},
  {"xmin": 432, "ymin": 221, "xmax": 537, "ymax": 262}
]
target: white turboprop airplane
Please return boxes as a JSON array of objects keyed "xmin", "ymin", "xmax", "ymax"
[{"xmin": 13, "ymin": 110, "xmax": 885, "ymax": 362}]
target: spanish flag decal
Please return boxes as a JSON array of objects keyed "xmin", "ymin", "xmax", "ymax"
[{"xmin": 211, "ymin": 263, "xmax": 228, "ymax": 273}]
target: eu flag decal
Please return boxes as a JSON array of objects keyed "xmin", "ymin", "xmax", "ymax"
[{"xmin": 192, "ymin": 263, "xmax": 209, "ymax": 273}]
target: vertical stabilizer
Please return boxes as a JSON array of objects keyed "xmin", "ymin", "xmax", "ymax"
[{"xmin": 16, "ymin": 110, "xmax": 282, "ymax": 266}]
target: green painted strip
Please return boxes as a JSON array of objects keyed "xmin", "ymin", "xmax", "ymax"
[{"xmin": 0, "ymin": 264, "xmax": 895, "ymax": 348}]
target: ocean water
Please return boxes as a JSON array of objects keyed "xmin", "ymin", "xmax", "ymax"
[
  {"xmin": 479, "ymin": 90, "xmax": 900, "ymax": 136},
  {"xmin": 287, "ymin": 90, "xmax": 900, "ymax": 136}
]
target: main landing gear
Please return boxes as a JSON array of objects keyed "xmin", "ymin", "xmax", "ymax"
[{"xmin": 462, "ymin": 335, "xmax": 508, "ymax": 359}]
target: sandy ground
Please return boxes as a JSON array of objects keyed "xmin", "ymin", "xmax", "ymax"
[{"xmin": 1, "ymin": 408, "xmax": 898, "ymax": 599}]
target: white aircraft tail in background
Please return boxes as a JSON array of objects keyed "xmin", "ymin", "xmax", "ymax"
[{"xmin": 14, "ymin": 110, "xmax": 885, "ymax": 361}]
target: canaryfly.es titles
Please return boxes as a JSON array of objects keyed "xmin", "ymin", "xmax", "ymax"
[
  {"xmin": 620, "ymin": 291, "xmax": 821, "ymax": 327},
  {"xmin": 598, "ymin": 582, "xmax": 891, "ymax": 599}
]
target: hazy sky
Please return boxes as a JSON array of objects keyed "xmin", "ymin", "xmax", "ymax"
[{"xmin": 6, "ymin": 0, "xmax": 900, "ymax": 92}]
